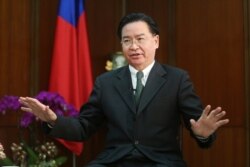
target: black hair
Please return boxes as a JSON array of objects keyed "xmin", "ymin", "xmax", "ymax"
[{"xmin": 117, "ymin": 13, "xmax": 159, "ymax": 40}]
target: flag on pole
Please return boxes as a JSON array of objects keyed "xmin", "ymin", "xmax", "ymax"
[{"xmin": 49, "ymin": 0, "xmax": 93, "ymax": 156}]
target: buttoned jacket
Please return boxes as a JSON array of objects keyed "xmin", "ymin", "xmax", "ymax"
[{"xmin": 47, "ymin": 62, "xmax": 215, "ymax": 166}]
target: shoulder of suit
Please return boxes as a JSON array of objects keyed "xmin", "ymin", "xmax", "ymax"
[
  {"xmin": 160, "ymin": 64, "xmax": 187, "ymax": 75},
  {"xmin": 97, "ymin": 64, "xmax": 188, "ymax": 79},
  {"xmin": 97, "ymin": 66, "xmax": 128, "ymax": 79}
]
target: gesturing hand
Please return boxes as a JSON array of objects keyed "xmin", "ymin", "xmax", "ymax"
[
  {"xmin": 19, "ymin": 97, "xmax": 57, "ymax": 124},
  {"xmin": 190, "ymin": 105, "xmax": 229, "ymax": 138}
]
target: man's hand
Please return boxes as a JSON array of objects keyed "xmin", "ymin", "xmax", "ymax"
[
  {"xmin": 19, "ymin": 97, "xmax": 57, "ymax": 125},
  {"xmin": 190, "ymin": 105, "xmax": 229, "ymax": 138}
]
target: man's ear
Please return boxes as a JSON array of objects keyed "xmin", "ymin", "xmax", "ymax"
[{"xmin": 154, "ymin": 35, "xmax": 159, "ymax": 49}]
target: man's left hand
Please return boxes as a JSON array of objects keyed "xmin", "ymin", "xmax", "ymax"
[{"xmin": 190, "ymin": 105, "xmax": 230, "ymax": 138}]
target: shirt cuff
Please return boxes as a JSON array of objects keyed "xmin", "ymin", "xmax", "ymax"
[
  {"xmin": 47, "ymin": 123, "xmax": 54, "ymax": 129},
  {"xmin": 195, "ymin": 135, "xmax": 209, "ymax": 142}
]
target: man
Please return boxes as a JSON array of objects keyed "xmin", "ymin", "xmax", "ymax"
[{"xmin": 19, "ymin": 13, "xmax": 229, "ymax": 167}]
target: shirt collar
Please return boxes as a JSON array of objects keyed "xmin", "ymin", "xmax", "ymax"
[{"xmin": 129, "ymin": 61, "xmax": 155, "ymax": 80}]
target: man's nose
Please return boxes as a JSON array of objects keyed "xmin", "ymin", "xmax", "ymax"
[{"xmin": 129, "ymin": 40, "xmax": 139, "ymax": 49}]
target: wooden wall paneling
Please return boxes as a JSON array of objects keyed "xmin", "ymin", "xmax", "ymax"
[
  {"xmin": 176, "ymin": 0, "xmax": 245, "ymax": 125},
  {"xmin": 0, "ymin": 0, "xmax": 32, "ymax": 162},
  {"xmin": 30, "ymin": 0, "xmax": 40, "ymax": 95},
  {"xmin": 151, "ymin": 0, "xmax": 169, "ymax": 65},
  {"xmin": 244, "ymin": 0, "xmax": 250, "ymax": 165},
  {"xmin": 85, "ymin": 0, "xmax": 124, "ymax": 78},
  {"xmin": 0, "ymin": 0, "xmax": 32, "ymax": 126},
  {"xmin": 182, "ymin": 128, "xmax": 246, "ymax": 167},
  {"xmin": 175, "ymin": 0, "xmax": 246, "ymax": 166},
  {"xmin": 0, "ymin": 0, "xmax": 10, "ymax": 96},
  {"xmin": 7, "ymin": 0, "xmax": 31, "ymax": 96},
  {"xmin": 39, "ymin": 0, "xmax": 59, "ymax": 91},
  {"xmin": 126, "ymin": 0, "xmax": 155, "ymax": 16},
  {"xmin": 0, "ymin": 0, "xmax": 31, "ymax": 96},
  {"xmin": 166, "ymin": 0, "xmax": 176, "ymax": 66}
]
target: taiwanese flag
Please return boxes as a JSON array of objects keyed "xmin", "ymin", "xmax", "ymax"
[{"xmin": 49, "ymin": 0, "xmax": 93, "ymax": 155}]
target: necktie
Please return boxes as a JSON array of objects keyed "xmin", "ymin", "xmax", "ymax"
[{"xmin": 135, "ymin": 71, "xmax": 144, "ymax": 107}]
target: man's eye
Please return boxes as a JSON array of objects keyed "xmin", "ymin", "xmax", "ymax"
[
  {"xmin": 123, "ymin": 39, "xmax": 131, "ymax": 44},
  {"xmin": 137, "ymin": 38, "xmax": 145, "ymax": 43}
]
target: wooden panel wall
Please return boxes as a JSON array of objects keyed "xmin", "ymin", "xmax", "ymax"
[
  {"xmin": 0, "ymin": 0, "xmax": 31, "ymax": 96},
  {"xmin": 0, "ymin": 0, "xmax": 248, "ymax": 166},
  {"xmin": 39, "ymin": 0, "xmax": 59, "ymax": 91},
  {"xmin": 0, "ymin": 0, "xmax": 32, "ymax": 157},
  {"xmin": 175, "ymin": 0, "xmax": 247, "ymax": 166}
]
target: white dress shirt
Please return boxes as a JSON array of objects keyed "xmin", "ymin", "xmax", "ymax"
[{"xmin": 129, "ymin": 61, "xmax": 155, "ymax": 92}]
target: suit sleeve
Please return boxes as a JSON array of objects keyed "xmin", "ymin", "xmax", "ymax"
[
  {"xmin": 178, "ymin": 71, "xmax": 216, "ymax": 148},
  {"xmin": 43, "ymin": 77, "xmax": 106, "ymax": 141}
]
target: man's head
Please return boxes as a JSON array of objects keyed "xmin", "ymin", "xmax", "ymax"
[
  {"xmin": 117, "ymin": 13, "xmax": 159, "ymax": 40},
  {"xmin": 118, "ymin": 13, "xmax": 160, "ymax": 70}
]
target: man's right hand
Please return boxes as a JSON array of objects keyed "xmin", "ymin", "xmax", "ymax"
[{"xmin": 19, "ymin": 97, "xmax": 57, "ymax": 125}]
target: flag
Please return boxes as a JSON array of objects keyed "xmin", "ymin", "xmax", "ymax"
[{"xmin": 49, "ymin": 0, "xmax": 93, "ymax": 156}]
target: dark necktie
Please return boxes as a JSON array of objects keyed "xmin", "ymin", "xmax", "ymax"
[{"xmin": 135, "ymin": 71, "xmax": 144, "ymax": 107}]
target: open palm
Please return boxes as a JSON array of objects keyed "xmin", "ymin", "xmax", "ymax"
[{"xmin": 190, "ymin": 105, "xmax": 229, "ymax": 138}]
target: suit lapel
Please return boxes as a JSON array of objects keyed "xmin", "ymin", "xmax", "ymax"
[
  {"xmin": 137, "ymin": 62, "xmax": 168, "ymax": 114},
  {"xmin": 114, "ymin": 67, "xmax": 136, "ymax": 113}
]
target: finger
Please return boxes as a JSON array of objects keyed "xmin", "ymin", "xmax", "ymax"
[
  {"xmin": 26, "ymin": 97, "xmax": 36, "ymax": 101},
  {"xmin": 19, "ymin": 97, "xmax": 29, "ymax": 105},
  {"xmin": 208, "ymin": 107, "xmax": 222, "ymax": 119},
  {"xmin": 19, "ymin": 96, "xmax": 27, "ymax": 100},
  {"xmin": 202, "ymin": 105, "xmax": 211, "ymax": 117},
  {"xmin": 29, "ymin": 102, "xmax": 45, "ymax": 111},
  {"xmin": 25, "ymin": 98, "xmax": 45, "ymax": 110},
  {"xmin": 19, "ymin": 97, "xmax": 37, "ymax": 109},
  {"xmin": 214, "ymin": 110, "xmax": 227, "ymax": 121},
  {"xmin": 20, "ymin": 97, "xmax": 44, "ymax": 110},
  {"xmin": 19, "ymin": 97, "xmax": 25, "ymax": 101},
  {"xmin": 212, "ymin": 107, "xmax": 222, "ymax": 115},
  {"xmin": 26, "ymin": 97, "xmax": 40, "ymax": 105},
  {"xmin": 21, "ymin": 97, "xmax": 37, "ymax": 105},
  {"xmin": 45, "ymin": 105, "xmax": 50, "ymax": 110},
  {"xmin": 20, "ymin": 107, "xmax": 33, "ymax": 113},
  {"xmin": 19, "ymin": 96, "xmax": 32, "ymax": 102},
  {"xmin": 44, "ymin": 105, "xmax": 51, "ymax": 113},
  {"xmin": 215, "ymin": 119, "xmax": 230, "ymax": 128},
  {"xmin": 190, "ymin": 119, "xmax": 197, "ymax": 128},
  {"xmin": 19, "ymin": 100, "xmax": 29, "ymax": 107}
]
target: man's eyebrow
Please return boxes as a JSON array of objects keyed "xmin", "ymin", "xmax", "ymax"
[
  {"xmin": 122, "ymin": 33, "xmax": 145, "ymax": 39},
  {"xmin": 122, "ymin": 36, "xmax": 130, "ymax": 39},
  {"xmin": 135, "ymin": 34, "xmax": 146, "ymax": 37}
]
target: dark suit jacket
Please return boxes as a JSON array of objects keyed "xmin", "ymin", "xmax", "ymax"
[{"xmin": 45, "ymin": 62, "xmax": 215, "ymax": 166}]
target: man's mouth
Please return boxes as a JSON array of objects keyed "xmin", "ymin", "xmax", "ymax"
[{"xmin": 130, "ymin": 53, "xmax": 141, "ymax": 57}]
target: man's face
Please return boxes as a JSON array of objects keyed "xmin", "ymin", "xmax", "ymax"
[{"xmin": 121, "ymin": 21, "xmax": 159, "ymax": 70}]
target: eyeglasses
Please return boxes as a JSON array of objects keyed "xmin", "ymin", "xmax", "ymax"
[{"xmin": 121, "ymin": 37, "xmax": 147, "ymax": 47}]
